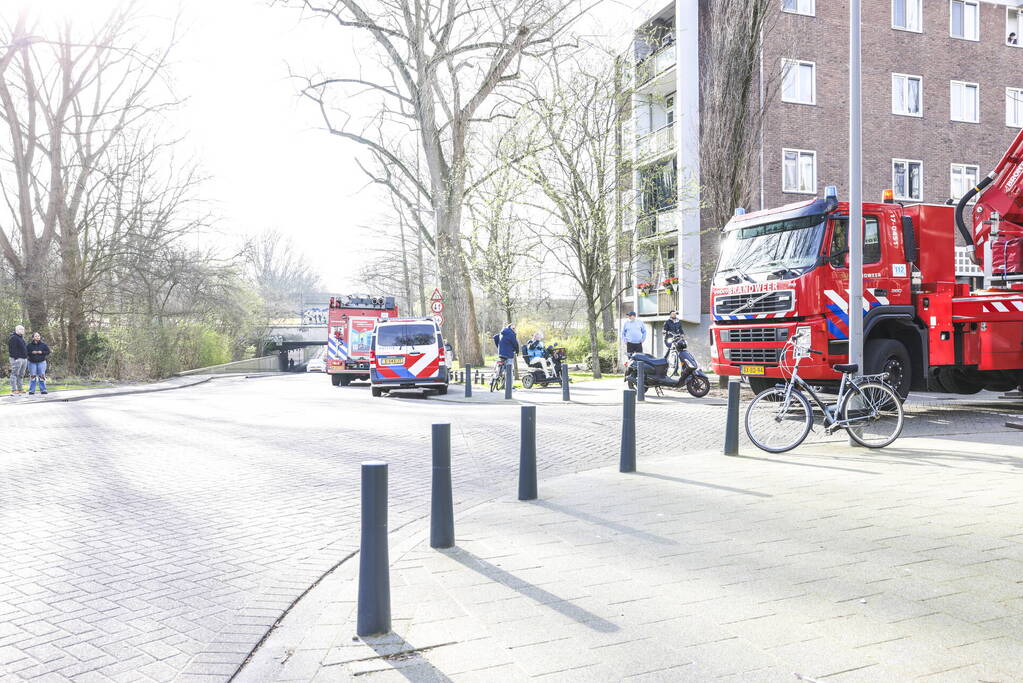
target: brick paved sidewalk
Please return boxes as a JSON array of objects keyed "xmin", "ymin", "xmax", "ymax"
[
  {"xmin": 240, "ymin": 432, "xmax": 1023, "ymax": 682},
  {"xmin": 0, "ymin": 375, "xmax": 216, "ymax": 406}
]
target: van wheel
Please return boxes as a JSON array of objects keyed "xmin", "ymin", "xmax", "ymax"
[
  {"xmin": 864, "ymin": 339, "xmax": 911, "ymax": 399},
  {"xmin": 435, "ymin": 386, "xmax": 448, "ymax": 395},
  {"xmin": 371, "ymin": 387, "xmax": 383, "ymax": 397}
]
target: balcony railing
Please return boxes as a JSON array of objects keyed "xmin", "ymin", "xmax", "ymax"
[
  {"xmin": 635, "ymin": 287, "xmax": 678, "ymax": 316},
  {"xmin": 636, "ymin": 42, "xmax": 676, "ymax": 85},
  {"xmin": 636, "ymin": 207, "xmax": 678, "ymax": 239},
  {"xmin": 636, "ymin": 124, "xmax": 675, "ymax": 165}
]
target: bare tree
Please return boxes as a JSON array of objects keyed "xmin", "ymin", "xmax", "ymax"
[
  {"xmin": 700, "ymin": 0, "xmax": 780, "ymax": 235},
  {"xmin": 245, "ymin": 228, "xmax": 324, "ymax": 323},
  {"xmin": 286, "ymin": 0, "xmax": 583, "ymax": 365},
  {"xmin": 0, "ymin": 3, "xmax": 176, "ymax": 365},
  {"xmin": 512, "ymin": 46, "xmax": 627, "ymax": 378},
  {"xmin": 465, "ymin": 141, "xmax": 538, "ymax": 325}
]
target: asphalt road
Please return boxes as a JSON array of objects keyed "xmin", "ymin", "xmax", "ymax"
[{"xmin": 0, "ymin": 374, "xmax": 1018, "ymax": 681}]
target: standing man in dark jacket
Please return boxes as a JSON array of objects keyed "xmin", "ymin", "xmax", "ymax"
[
  {"xmin": 8, "ymin": 324, "xmax": 27, "ymax": 396},
  {"xmin": 663, "ymin": 310, "xmax": 684, "ymax": 357},
  {"xmin": 27, "ymin": 332, "xmax": 50, "ymax": 395}
]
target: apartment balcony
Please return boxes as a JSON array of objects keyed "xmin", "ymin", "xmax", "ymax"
[
  {"xmin": 635, "ymin": 41, "xmax": 675, "ymax": 88},
  {"xmin": 636, "ymin": 287, "xmax": 678, "ymax": 316},
  {"xmin": 635, "ymin": 124, "xmax": 675, "ymax": 166},
  {"xmin": 635, "ymin": 207, "xmax": 678, "ymax": 240}
]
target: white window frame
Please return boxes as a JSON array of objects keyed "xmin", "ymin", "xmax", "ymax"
[
  {"xmin": 950, "ymin": 80, "xmax": 980, "ymax": 123},
  {"xmin": 781, "ymin": 59, "xmax": 816, "ymax": 105},
  {"xmin": 892, "ymin": 0, "xmax": 923, "ymax": 32},
  {"xmin": 892, "ymin": 73, "xmax": 923, "ymax": 117},
  {"xmin": 781, "ymin": 0, "xmax": 815, "ymax": 17},
  {"xmin": 1007, "ymin": 8, "xmax": 1022, "ymax": 47},
  {"xmin": 950, "ymin": 0, "xmax": 980, "ymax": 42},
  {"xmin": 1007, "ymin": 87, "xmax": 1023, "ymax": 127},
  {"xmin": 950, "ymin": 163, "xmax": 980, "ymax": 203},
  {"xmin": 782, "ymin": 148, "xmax": 817, "ymax": 195},
  {"xmin": 892, "ymin": 159, "xmax": 923, "ymax": 201}
]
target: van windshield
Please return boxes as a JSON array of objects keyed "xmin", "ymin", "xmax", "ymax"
[{"xmin": 377, "ymin": 324, "xmax": 436, "ymax": 347}]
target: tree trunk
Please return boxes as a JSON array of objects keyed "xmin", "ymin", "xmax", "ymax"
[{"xmin": 599, "ymin": 280, "xmax": 616, "ymax": 343}]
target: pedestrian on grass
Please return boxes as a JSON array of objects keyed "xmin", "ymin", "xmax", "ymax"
[
  {"xmin": 27, "ymin": 332, "xmax": 50, "ymax": 395},
  {"xmin": 7, "ymin": 324, "xmax": 27, "ymax": 396},
  {"xmin": 621, "ymin": 311, "xmax": 647, "ymax": 355}
]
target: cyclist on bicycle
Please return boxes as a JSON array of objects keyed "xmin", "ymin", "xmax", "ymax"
[{"xmin": 493, "ymin": 323, "xmax": 519, "ymax": 364}]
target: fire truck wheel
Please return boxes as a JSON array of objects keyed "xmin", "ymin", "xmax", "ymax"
[
  {"xmin": 331, "ymin": 374, "xmax": 342, "ymax": 387},
  {"xmin": 864, "ymin": 339, "xmax": 910, "ymax": 400},
  {"xmin": 371, "ymin": 387, "xmax": 383, "ymax": 397}
]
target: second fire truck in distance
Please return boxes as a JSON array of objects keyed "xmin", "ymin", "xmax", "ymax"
[{"xmin": 326, "ymin": 294, "xmax": 398, "ymax": 386}]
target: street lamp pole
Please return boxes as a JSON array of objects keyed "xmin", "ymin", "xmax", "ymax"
[{"xmin": 848, "ymin": 0, "xmax": 864, "ymax": 373}]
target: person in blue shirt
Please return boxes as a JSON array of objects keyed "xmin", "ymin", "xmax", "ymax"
[
  {"xmin": 621, "ymin": 311, "xmax": 647, "ymax": 354},
  {"xmin": 525, "ymin": 331, "xmax": 554, "ymax": 376}
]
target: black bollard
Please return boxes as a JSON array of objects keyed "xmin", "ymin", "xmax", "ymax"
[
  {"xmin": 430, "ymin": 424, "xmax": 455, "ymax": 548},
  {"xmin": 561, "ymin": 363, "xmax": 570, "ymax": 402},
  {"xmin": 464, "ymin": 365, "xmax": 472, "ymax": 397},
  {"xmin": 518, "ymin": 405, "xmax": 537, "ymax": 500},
  {"xmin": 620, "ymin": 389, "xmax": 636, "ymax": 473},
  {"xmin": 357, "ymin": 462, "xmax": 391, "ymax": 636},
  {"xmin": 637, "ymin": 361, "xmax": 646, "ymax": 402},
  {"xmin": 724, "ymin": 379, "xmax": 740, "ymax": 456},
  {"xmin": 504, "ymin": 361, "xmax": 513, "ymax": 400}
]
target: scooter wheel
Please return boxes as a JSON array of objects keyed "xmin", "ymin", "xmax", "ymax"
[
  {"xmin": 687, "ymin": 375, "xmax": 710, "ymax": 398},
  {"xmin": 522, "ymin": 374, "xmax": 534, "ymax": 389}
]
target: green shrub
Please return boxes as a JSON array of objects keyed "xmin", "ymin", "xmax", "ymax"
[{"xmin": 563, "ymin": 333, "xmax": 617, "ymax": 373}]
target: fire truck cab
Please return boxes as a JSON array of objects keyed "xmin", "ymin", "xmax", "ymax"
[{"xmin": 710, "ymin": 187, "xmax": 1023, "ymax": 398}]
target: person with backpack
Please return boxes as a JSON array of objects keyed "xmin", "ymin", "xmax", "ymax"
[
  {"xmin": 7, "ymin": 324, "xmax": 27, "ymax": 396},
  {"xmin": 27, "ymin": 332, "xmax": 50, "ymax": 395}
]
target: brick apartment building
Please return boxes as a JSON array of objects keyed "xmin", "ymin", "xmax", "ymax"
[{"xmin": 622, "ymin": 0, "xmax": 1023, "ymax": 361}]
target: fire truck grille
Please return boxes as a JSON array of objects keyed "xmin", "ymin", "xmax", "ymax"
[
  {"xmin": 723, "ymin": 348, "xmax": 781, "ymax": 364},
  {"xmin": 715, "ymin": 291, "xmax": 793, "ymax": 315},
  {"xmin": 721, "ymin": 328, "xmax": 788, "ymax": 343}
]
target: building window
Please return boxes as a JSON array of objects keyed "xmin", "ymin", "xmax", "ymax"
[
  {"xmin": 950, "ymin": 164, "xmax": 980, "ymax": 202},
  {"xmin": 1008, "ymin": 8, "xmax": 1022, "ymax": 46},
  {"xmin": 892, "ymin": 74, "xmax": 922, "ymax": 116},
  {"xmin": 950, "ymin": 0, "xmax": 979, "ymax": 41},
  {"xmin": 664, "ymin": 246, "xmax": 676, "ymax": 279},
  {"xmin": 893, "ymin": 0, "xmax": 922, "ymax": 32},
  {"xmin": 782, "ymin": 0, "xmax": 814, "ymax": 17},
  {"xmin": 950, "ymin": 81, "xmax": 979, "ymax": 123},
  {"xmin": 1007, "ymin": 87, "xmax": 1023, "ymax": 127},
  {"xmin": 781, "ymin": 60, "xmax": 816, "ymax": 105},
  {"xmin": 665, "ymin": 92, "xmax": 675, "ymax": 127},
  {"xmin": 782, "ymin": 149, "xmax": 816, "ymax": 194},
  {"xmin": 893, "ymin": 159, "xmax": 922, "ymax": 201}
]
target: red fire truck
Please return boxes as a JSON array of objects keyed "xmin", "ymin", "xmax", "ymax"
[
  {"xmin": 326, "ymin": 294, "xmax": 398, "ymax": 386},
  {"xmin": 710, "ymin": 130, "xmax": 1023, "ymax": 398}
]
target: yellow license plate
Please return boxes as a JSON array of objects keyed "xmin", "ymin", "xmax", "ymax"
[
  {"xmin": 379, "ymin": 357, "xmax": 403, "ymax": 365},
  {"xmin": 741, "ymin": 365, "xmax": 765, "ymax": 375}
]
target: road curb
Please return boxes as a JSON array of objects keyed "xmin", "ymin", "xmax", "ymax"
[{"xmin": 2, "ymin": 375, "xmax": 218, "ymax": 406}]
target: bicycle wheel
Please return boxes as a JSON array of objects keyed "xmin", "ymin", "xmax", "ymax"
[
  {"xmin": 490, "ymin": 368, "xmax": 503, "ymax": 392},
  {"xmin": 744, "ymin": 387, "xmax": 813, "ymax": 453},
  {"xmin": 841, "ymin": 381, "xmax": 904, "ymax": 448}
]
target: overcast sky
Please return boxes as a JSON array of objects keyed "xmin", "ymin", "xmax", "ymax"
[{"xmin": 26, "ymin": 0, "xmax": 663, "ymax": 292}]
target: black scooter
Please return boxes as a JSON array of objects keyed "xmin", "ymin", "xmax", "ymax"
[{"xmin": 624, "ymin": 336, "xmax": 710, "ymax": 398}]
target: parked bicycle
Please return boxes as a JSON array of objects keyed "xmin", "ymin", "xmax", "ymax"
[{"xmin": 744, "ymin": 330, "xmax": 904, "ymax": 453}]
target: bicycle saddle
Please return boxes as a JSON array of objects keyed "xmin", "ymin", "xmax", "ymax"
[{"xmin": 833, "ymin": 363, "xmax": 858, "ymax": 374}]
